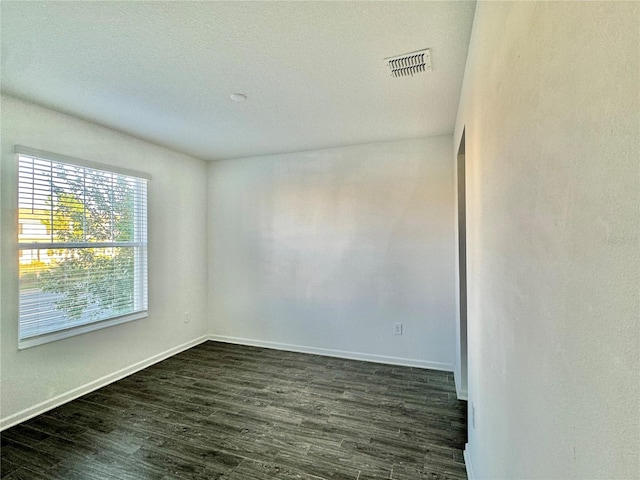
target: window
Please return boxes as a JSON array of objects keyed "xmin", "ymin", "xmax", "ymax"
[{"xmin": 17, "ymin": 146, "xmax": 149, "ymax": 348}]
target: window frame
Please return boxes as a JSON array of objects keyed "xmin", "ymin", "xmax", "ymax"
[{"xmin": 15, "ymin": 145, "xmax": 151, "ymax": 349}]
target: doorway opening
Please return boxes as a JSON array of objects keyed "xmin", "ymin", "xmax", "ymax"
[{"xmin": 457, "ymin": 130, "xmax": 468, "ymax": 398}]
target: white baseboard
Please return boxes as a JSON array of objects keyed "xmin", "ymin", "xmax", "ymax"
[
  {"xmin": 464, "ymin": 444, "xmax": 474, "ymax": 480},
  {"xmin": 453, "ymin": 369, "xmax": 468, "ymax": 400},
  {"xmin": 208, "ymin": 334, "xmax": 454, "ymax": 372},
  {"xmin": 456, "ymin": 384, "xmax": 468, "ymax": 401},
  {"xmin": 0, "ymin": 335, "xmax": 209, "ymax": 431}
]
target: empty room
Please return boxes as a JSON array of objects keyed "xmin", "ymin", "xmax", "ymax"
[{"xmin": 1, "ymin": 1, "xmax": 638, "ymax": 479}]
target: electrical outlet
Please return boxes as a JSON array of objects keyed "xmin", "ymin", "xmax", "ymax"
[
  {"xmin": 393, "ymin": 322, "xmax": 403, "ymax": 335},
  {"xmin": 184, "ymin": 312, "xmax": 190, "ymax": 323}
]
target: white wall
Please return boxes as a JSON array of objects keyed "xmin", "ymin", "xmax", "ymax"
[
  {"xmin": 456, "ymin": 2, "xmax": 639, "ymax": 478},
  {"xmin": 0, "ymin": 95, "xmax": 209, "ymax": 428},
  {"xmin": 207, "ymin": 137, "xmax": 456, "ymax": 370}
]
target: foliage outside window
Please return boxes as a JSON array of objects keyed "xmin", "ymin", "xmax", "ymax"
[{"xmin": 17, "ymin": 147, "xmax": 148, "ymax": 347}]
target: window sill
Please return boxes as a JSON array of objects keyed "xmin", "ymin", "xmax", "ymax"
[{"xmin": 18, "ymin": 311, "xmax": 148, "ymax": 350}]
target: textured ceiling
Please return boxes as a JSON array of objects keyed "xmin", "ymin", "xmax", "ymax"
[{"xmin": 1, "ymin": 1, "xmax": 476, "ymax": 161}]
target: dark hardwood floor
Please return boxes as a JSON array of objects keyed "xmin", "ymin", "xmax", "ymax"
[{"xmin": 1, "ymin": 341, "xmax": 468, "ymax": 479}]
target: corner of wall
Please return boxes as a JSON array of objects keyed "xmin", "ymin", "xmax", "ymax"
[{"xmin": 454, "ymin": 372, "xmax": 468, "ymax": 401}]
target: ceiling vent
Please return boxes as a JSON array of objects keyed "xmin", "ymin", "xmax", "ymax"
[{"xmin": 385, "ymin": 48, "xmax": 432, "ymax": 78}]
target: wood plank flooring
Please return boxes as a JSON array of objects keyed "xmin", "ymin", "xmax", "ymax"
[{"xmin": 1, "ymin": 341, "xmax": 468, "ymax": 479}]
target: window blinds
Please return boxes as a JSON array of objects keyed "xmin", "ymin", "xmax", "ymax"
[{"xmin": 17, "ymin": 148, "xmax": 148, "ymax": 345}]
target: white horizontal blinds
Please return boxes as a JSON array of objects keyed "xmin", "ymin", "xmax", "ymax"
[
  {"xmin": 134, "ymin": 178, "xmax": 148, "ymax": 313},
  {"xmin": 18, "ymin": 152, "xmax": 148, "ymax": 341}
]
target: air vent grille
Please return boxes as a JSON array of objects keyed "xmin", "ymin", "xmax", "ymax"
[{"xmin": 385, "ymin": 48, "xmax": 432, "ymax": 78}]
